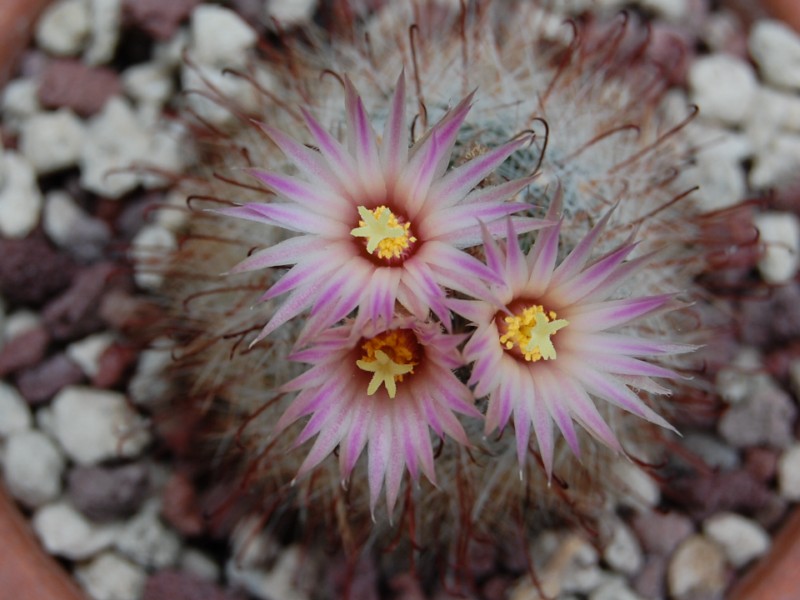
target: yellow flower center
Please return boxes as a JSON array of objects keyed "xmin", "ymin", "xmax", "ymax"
[
  {"xmin": 499, "ymin": 304, "xmax": 569, "ymax": 362},
  {"xmin": 350, "ymin": 205, "xmax": 417, "ymax": 260},
  {"xmin": 356, "ymin": 329, "xmax": 418, "ymax": 398}
]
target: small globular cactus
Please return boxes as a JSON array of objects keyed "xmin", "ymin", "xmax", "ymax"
[{"xmin": 139, "ymin": 0, "xmax": 716, "ymax": 592}]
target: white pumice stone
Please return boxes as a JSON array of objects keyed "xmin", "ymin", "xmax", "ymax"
[
  {"xmin": 612, "ymin": 461, "xmax": 660, "ymax": 510},
  {"xmin": 189, "ymin": 5, "xmax": 257, "ymax": 70},
  {"xmin": 1, "ymin": 78, "xmax": 42, "ymax": 128},
  {"xmin": 749, "ymin": 20, "xmax": 800, "ymax": 90},
  {"xmin": 638, "ymin": 0, "xmax": 687, "ymax": 21},
  {"xmin": 35, "ymin": 0, "xmax": 91, "ymax": 57},
  {"xmin": 588, "ymin": 576, "xmax": 643, "ymax": 600},
  {"xmin": 131, "ymin": 225, "xmax": 178, "ymax": 291},
  {"xmin": 3, "ymin": 430, "xmax": 64, "ymax": 507},
  {"xmin": 749, "ymin": 134, "xmax": 800, "ymax": 190},
  {"xmin": 33, "ymin": 501, "xmax": 119, "ymax": 560},
  {"xmin": 180, "ymin": 548, "xmax": 221, "ymax": 581},
  {"xmin": 753, "ymin": 211, "xmax": 800, "ymax": 284},
  {"xmin": 43, "ymin": 190, "xmax": 111, "ymax": 261},
  {"xmin": 226, "ymin": 546, "xmax": 310, "ymax": 600},
  {"xmin": 0, "ymin": 381, "xmax": 32, "ymax": 437},
  {"xmin": 115, "ymin": 500, "xmax": 182, "ymax": 569},
  {"xmin": 689, "ymin": 54, "xmax": 758, "ymax": 125},
  {"xmin": 264, "ymin": 0, "xmax": 318, "ymax": 27},
  {"xmin": 0, "ymin": 152, "xmax": 43, "ymax": 238},
  {"xmin": 602, "ymin": 519, "xmax": 643, "ymax": 576},
  {"xmin": 20, "ymin": 109, "xmax": 85, "ymax": 175},
  {"xmin": 3, "ymin": 310, "xmax": 41, "ymax": 340},
  {"xmin": 703, "ymin": 512, "xmax": 770, "ymax": 568},
  {"xmin": 84, "ymin": 0, "xmax": 122, "ymax": 65},
  {"xmin": 75, "ymin": 551, "xmax": 147, "ymax": 600},
  {"xmin": 778, "ymin": 444, "xmax": 800, "ymax": 501},
  {"xmin": 51, "ymin": 386, "xmax": 151, "ymax": 465},
  {"xmin": 66, "ymin": 332, "xmax": 115, "ymax": 379},
  {"xmin": 122, "ymin": 62, "xmax": 174, "ymax": 109}
]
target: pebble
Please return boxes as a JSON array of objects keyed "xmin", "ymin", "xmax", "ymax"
[
  {"xmin": 718, "ymin": 381, "xmax": 796, "ymax": 448},
  {"xmin": 667, "ymin": 535, "xmax": 727, "ymax": 600},
  {"xmin": 38, "ymin": 59, "xmax": 122, "ymax": 117},
  {"xmin": 43, "ymin": 190, "xmax": 111, "ymax": 261},
  {"xmin": 33, "ymin": 501, "xmax": 118, "ymax": 560},
  {"xmin": 688, "ymin": 149, "xmax": 747, "ymax": 212},
  {"xmin": 715, "ymin": 347, "xmax": 764, "ymax": 405},
  {"xmin": 1, "ymin": 78, "xmax": 42, "ymax": 128},
  {"xmin": 226, "ymin": 545, "xmax": 310, "ymax": 600},
  {"xmin": 67, "ymin": 332, "xmax": 116, "ymax": 379},
  {"xmin": 75, "ymin": 551, "xmax": 147, "ymax": 600},
  {"xmin": 778, "ymin": 444, "xmax": 800, "ymax": 501},
  {"xmin": 189, "ymin": 5, "xmax": 256, "ymax": 70},
  {"xmin": 16, "ymin": 352, "xmax": 85, "ymax": 405},
  {"xmin": 68, "ymin": 463, "xmax": 150, "ymax": 522},
  {"xmin": 602, "ymin": 519, "xmax": 643, "ymax": 577},
  {"xmin": 122, "ymin": 62, "xmax": 174, "ymax": 110},
  {"xmin": 81, "ymin": 97, "xmax": 150, "ymax": 197},
  {"xmin": 703, "ymin": 512, "xmax": 770, "ymax": 568},
  {"xmin": 116, "ymin": 500, "xmax": 182, "ymax": 569},
  {"xmin": 51, "ymin": 386, "xmax": 151, "ymax": 465},
  {"xmin": 0, "ymin": 152, "xmax": 43, "ymax": 238},
  {"xmin": 35, "ymin": 0, "xmax": 91, "ymax": 57},
  {"xmin": 179, "ymin": 549, "xmax": 221, "ymax": 582},
  {"xmin": 753, "ymin": 212, "xmax": 800, "ymax": 284},
  {"xmin": 3, "ymin": 430, "xmax": 65, "ymax": 508},
  {"xmin": 131, "ymin": 225, "xmax": 178, "ymax": 290},
  {"xmin": 128, "ymin": 344, "xmax": 172, "ymax": 407},
  {"xmin": 143, "ymin": 569, "xmax": 241, "ymax": 600},
  {"xmin": 688, "ymin": 54, "xmax": 758, "ymax": 125},
  {"xmin": 43, "ymin": 262, "xmax": 119, "ymax": 342},
  {"xmin": 750, "ymin": 134, "xmax": 800, "ymax": 190},
  {"xmin": 0, "ymin": 381, "xmax": 33, "ymax": 436},
  {"xmin": 123, "ymin": 0, "xmax": 201, "ymax": 41},
  {"xmin": 265, "ymin": 0, "xmax": 317, "ymax": 27},
  {"xmin": 160, "ymin": 472, "xmax": 204, "ymax": 537},
  {"xmin": 631, "ymin": 510, "xmax": 694, "ymax": 557},
  {"xmin": 612, "ymin": 461, "xmax": 660, "ymax": 510},
  {"xmin": 84, "ymin": 0, "xmax": 122, "ymax": 65},
  {"xmin": 0, "ymin": 236, "xmax": 76, "ymax": 307},
  {"xmin": 682, "ymin": 432, "xmax": 741, "ymax": 470},
  {"xmin": 0, "ymin": 325, "xmax": 50, "ymax": 377},
  {"xmin": 749, "ymin": 20, "xmax": 800, "ymax": 90},
  {"xmin": 588, "ymin": 575, "xmax": 643, "ymax": 600},
  {"xmin": 632, "ymin": 556, "xmax": 666, "ymax": 600},
  {"xmin": 637, "ymin": 0, "xmax": 687, "ymax": 22}
]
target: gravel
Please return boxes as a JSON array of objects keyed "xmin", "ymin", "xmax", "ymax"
[{"xmin": 1, "ymin": 2, "xmax": 799, "ymax": 600}]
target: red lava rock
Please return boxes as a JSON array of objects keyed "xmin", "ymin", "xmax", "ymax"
[
  {"xmin": 665, "ymin": 470, "xmax": 775, "ymax": 522},
  {"xmin": 99, "ymin": 288, "xmax": 162, "ymax": 333},
  {"xmin": 744, "ymin": 447, "xmax": 780, "ymax": 483},
  {"xmin": 143, "ymin": 570, "xmax": 246, "ymax": 600},
  {"xmin": 0, "ymin": 326, "xmax": 50, "ymax": 377},
  {"xmin": 388, "ymin": 573, "xmax": 426, "ymax": 600},
  {"xmin": 161, "ymin": 472, "xmax": 205, "ymax": 537},
  {"xmin": 37, "ymin": 59, "xmax": 122, "ymax": 117},
  {"xmin": 631, "ymin": 511, "xmax": 694, "ymax": 556},
  {"xmin": 632, "ymin": 555, "xmax": 667, "ymax": 600},
  {"xmin": 16, "ymin": 353, "xmax": 84, "ymax": 405},
  {"xmin": 123, "ymin": 0, "xmax": 202, "ymax": 40},
  {"xmin": 42, "ymin": 263, "xmax": 124, "ymax": 342},
  {"xmin": 92, "ymin": 343, "xmax": 139, "ymax": 388},
  {"xmin": 739, "ymin": 283, "xmax": 800, "ymax": 348},
  {"xmin": 67, "ymin": 463, "xmax": 150, "ymax": 522},
  {"xmin": 0, "ymin": 236, "xmax": 76, "ymax": 307}
]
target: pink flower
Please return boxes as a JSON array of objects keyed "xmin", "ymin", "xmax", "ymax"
[
  {"xmin": 450, "ymin": 197, "xmax": 693, "ymax": 479},
  {"xmin": 217, "ymin": 73, "xmax": 547, "ymax": 344},
  {"xmin": 275, "ymin": 316, "xmax": 478, "ymax": 517}
]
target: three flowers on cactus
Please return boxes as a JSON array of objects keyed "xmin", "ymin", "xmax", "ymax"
[{"xmin": 219, "ymin": 74, "xmax": 691, "ymax": 516}]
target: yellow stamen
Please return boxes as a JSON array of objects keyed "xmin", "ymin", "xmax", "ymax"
[
  {"xmin": 350, "ymin": 205, "xmax": 417, "ymax": 260},
  {"xmin": 499, "ymin": 305, "xmax": 569, "ymax": 362},
  {"xmin": 356, "ymin": 330, "xmax": 418, "ymax": 398}
]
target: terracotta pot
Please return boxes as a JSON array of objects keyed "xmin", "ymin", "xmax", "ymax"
[
  {"xmin": 0, "ymin": 485, "xmax": 85, "ymax": 600},
  {"xmin": 0, "ymin": 0, "xmax": 52, "ymax": 87}
]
